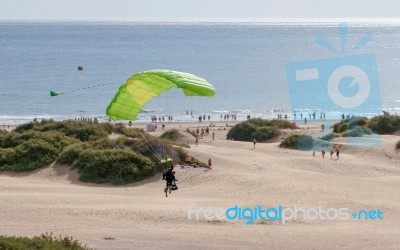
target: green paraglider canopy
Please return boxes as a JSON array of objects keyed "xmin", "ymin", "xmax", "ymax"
[
  {"xmin": 160, "ymin": 157, "xmax": 173, "ymax": 164},
  {"xmin": 106, "ymin": 69, "xmax": 215, "ymax": 120}
]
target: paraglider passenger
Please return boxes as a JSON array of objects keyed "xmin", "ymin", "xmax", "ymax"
[{"xmin": 164, "ymin": 164, "xmax": 177, "ymax": 194}]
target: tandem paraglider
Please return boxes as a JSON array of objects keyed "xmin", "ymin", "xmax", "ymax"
[
  {"xmin": 49, "ymin": 69, "xmax": 216, "ymax": 195},
  {"xmin": 106, "ymin": 69, "xmax": 215, "ymax": 196},
  {"xmin": 50, "ymin": 68, "xmax": 215, "ymax": 159}
]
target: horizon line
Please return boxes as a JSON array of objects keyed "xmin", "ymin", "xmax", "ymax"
[{"xmin": 3, "ymin": 18, "xmax": 400, "ymax": 23}]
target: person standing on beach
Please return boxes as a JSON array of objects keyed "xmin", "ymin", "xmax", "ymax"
[
  {"xmin": 253, "ymin": 139, "xmax": 257, "ymax": 149},
  {"xmin": 312, "ymin": 151, "xmax": 315, "ymax": 157},
  {"xmin": 212, "ymin": 132, "xmax": 215, "ymax": 141},
  {"xmin": 195, "ymin": 134, "xmax": 199, "ymax": 146},
  {"xmin": 208, "ymin": 158, "xmax": 212, "ymax": 170},
  {"xmin": 330, "ymin": 149, "xmax": 334, "ymax": 160},
  {"xmin": 321, "ymin": 150, "xmax": 325, "ymax": 159},
  {"xmin": 336, "ymin": 149, "xmax": 340, "ymax": 160}
]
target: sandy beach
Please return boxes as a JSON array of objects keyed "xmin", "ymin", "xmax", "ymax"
[{"xmin": 0, "ymin": 121, "xmax": 400, "ymax": 249}]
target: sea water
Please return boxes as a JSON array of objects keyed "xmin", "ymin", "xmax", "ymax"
[{"xmin": 1, "ymin": 21, "xmax": 400, "ymax": 124}]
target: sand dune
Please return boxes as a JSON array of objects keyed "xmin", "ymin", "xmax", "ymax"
[{"xmin": 0, "ymin": 122, "xmax": 399, "ymax": 249}]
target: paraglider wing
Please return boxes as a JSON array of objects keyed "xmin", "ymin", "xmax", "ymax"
[
  {"xmin": 160, "ymin": 157, "xmax": 173, "ymax": 164},
  {"xmin": 106, "ymin": 70, "xmax": 215, "ymax": 120}
]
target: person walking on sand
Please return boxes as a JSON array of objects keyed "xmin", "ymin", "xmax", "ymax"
[
  {"xmin": 336, "ymin": 149, "xmax": 340, "ymax": 160},
  {"xmin": 312, "ymin": 151, "xmax": 315, "ymax": 157},
  {"xmin": 208, "ymin": 158, "xmax": 212, "ymax": 170},
  {"xmin": 321, "ymin": 150, "xmax": 325, "ymax": 159},
  {"xmin": 330, "ymin": 149, "xmax": 334, "ymax": 160},
  {"xmin": 195, "ymin": 134, "xmax": 199, "ymax": 146},
  {"xmin": 253, "ymin": 139, "xmax": 257, "ymax": 149},
  {"xmin": 212, "ymin": 131, "xmax": 215, "ymax": 141}
]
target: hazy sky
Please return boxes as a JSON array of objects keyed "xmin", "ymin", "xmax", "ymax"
[{"xmin": 1, "ymin": 0, "xmax": 400, "ymax": 20}]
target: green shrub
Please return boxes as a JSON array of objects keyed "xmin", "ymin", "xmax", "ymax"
[
  {"xmin": 91, "ymin": 137, "xmax": 119, "ymax": 149},
  {"xmin": 113, "ymin": 124, "xmax": 144, "ymax": 138},
  {"xmin": 252, "ymin": 126, "xmax": 280, "ymax": 141},
  {"xmin": 57, "ymin": 142, "xmax": 91, "ymax": 165},
  {"xmin": 13, "ymin": 139, "xmax": 59, "ymax": 171},
  {"xmin": 227, "ymin": 119, "xmax": 291, "ymax": 142},
  {"xmin": 245, "ymin": 118, "xmax": 292, "ymax": 129},
  {"xmin": 15, "ymin": 119, "xmax": 110, "ymax": 141},
  {"xmin": 0, "ymin": 131, "xmax": 79, "ymax": 171},
  {"xmin": 227, "ymin": 122, "xmax": 257, "ymax": 141},
  {"xmin": 0, "ymin": 132, "xmax": 21, "ymax": 148},
  {"xmin": 333, "ymin": 122, "xmax": 347, "ymax": 133},
  {"xmin": 279, "ymin": 134, "xmax": 314, "ymax": 150},
  {"xmin": 0, "ymin": 233, "xmax": 90, "ymax": 250},
  {"xmin": 333, "ymin": 117, "xmax": 370, "ymax": 134},
  {"xmin": 347, "ymin": 117, "xmax": 368, "ymax": 129},
  {"xmin": 159, "ymin": 129, "xmax": 183, "ymax": 141},
  {"xmin": 368, "ymin": 114, "xmax": 400, "ymax": 134},
  {"xmin": 0, "ymin": 148, "xmax": 15, "ymax": 171},
  {"xmin": 342, "ymin": 127, "xmax": 373, "ymax": 137},
  {"xmin": 320, "ymin": 132, "xmax": 340, "ymax": 141},
  {"xmin": 75, "ymin": 149, "xmax": 156, "ymax": 184},
  {"xmin": 265, "ymin": 119, "xmax": 292, "ymax": 129},
  {"xmin": 100, "ymin": 122, "xmax": 114, "ymax": 134}
]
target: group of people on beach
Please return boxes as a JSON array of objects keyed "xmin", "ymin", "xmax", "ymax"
[
  {"xmin": 220, "ymin": 114, "xmax": 237, "ymax": 121},
  {"xmin": 150, "ymin": 115, "xmax": 174, "ymax": 123},
  {"xmin": 313, "ymin": 148, "xmax": 340, "ymax": 160},
  {"xmin": 198, "ymin": 115, "xmax": 211, "ymax": 122},
  {"xmin": 188, "ymin": 126, "xmax": 216, "ymax": 145},
  {"xmin": 293, "ymin": 112, "xmax": 326, "ymax": 121}
]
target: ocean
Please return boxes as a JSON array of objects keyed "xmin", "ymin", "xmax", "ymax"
[{"xmin": 1, "ymin": 21, "xmax": 400, "ymax": 124}]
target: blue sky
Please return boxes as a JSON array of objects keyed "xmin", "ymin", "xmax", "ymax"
[{"xmin": 1, "ymin": 0, "xmax": 400, "ymax": 20}]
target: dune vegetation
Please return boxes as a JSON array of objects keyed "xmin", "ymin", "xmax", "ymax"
[
  {"xmin": 321, "ymin": 114, "xmax": 400, "ymax": 142},
  {"xmin": 281, "ymin": 114, "xmax": 400, "ymax": 150},
  {"xmin": 227, "ymin": 118, "xmax": 294, "ymax": 142},
  {"xmin": 0, "ymin": 233, "xmax": 89, "ymax": 250},
  {"xmin": 279, "ymin": 134, "xmax": 314, "ymax": 150},
  {"xmin": 0, "ymin": 120, "xmax": 199, "ymax": 184},
  {"xmin": 368, "ymin": 114, "xmax": 400, "ymax": 135}
]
